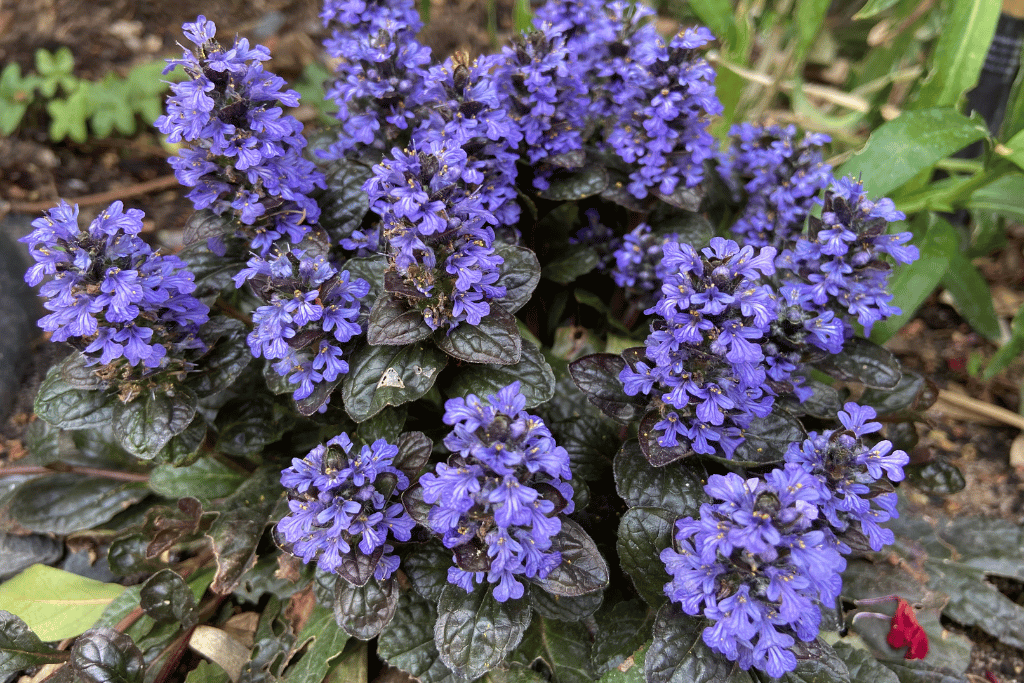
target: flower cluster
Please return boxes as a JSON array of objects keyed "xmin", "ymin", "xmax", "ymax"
[
  {"xmin": 321, "ymin": 0, "xmax": 431, "ymax": 159},
  {"xmin": 419, "ymin": 381, "xmax": 574, "ymax": 602},
  {"xmin": 661, "ymin": 466, "xmax": 847, "ymax": 677},
  {"xmin": 784, "ymin": 402, "xmax": 909, "ymax": 552},
  {"xmin": 777, "ymin": 177, "xmax": 918, "ymax": 337},
  {"xmin": 569, "ymin": 208, "xmax": 619, "ymax": 271},
  {"xmin": 366, "ymin": 141, "xmax": 507, "ymax": 331},
  {"xmin": 234, "ymin": 249, "xmax": 368, "ymax": 402},
  {"xmin": 610, "ymin": 223, "xmax": 685, "ymax": 307},
  {"xmin": 22, "ymin": 200, "xmax": 208, "ymax": 379},
  {"xmin": 156, "ymin": 16, "xmax": 324, "ymax": 254},
  {"xmin": 717, "ymin": 124, "xmax": 833, "ymax": 247},
  {"xmin": 619, "ymin": 238, "xmax": 778, "ymax": 457},
  {"xmin": 601, "ymin": 23, "xmax": 722, "ymax": 199},
  {"xmin": 277, "ymin": 433, "xmax": 414, "ymax": 581},
  {"xmin": 494, "ymin": 24, "xmax": 589, "ymax": 189}
]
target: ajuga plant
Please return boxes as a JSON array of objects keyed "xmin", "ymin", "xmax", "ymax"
[{"xmin": 11, "ymin": 1, "xmax": 996, "ymax": 683}]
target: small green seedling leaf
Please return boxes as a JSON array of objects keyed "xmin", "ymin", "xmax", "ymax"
[{"xmin": 0, "ymin": 565, "xmax": 126, "ymax": 641}]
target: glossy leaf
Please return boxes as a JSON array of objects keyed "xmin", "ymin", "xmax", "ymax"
[
  {"xmin": 284, "ymin": 604, "xmax": 350, "ymax": 683},
  {"xmin": 342, "ymin": 255, "xmax": 387, "ymax": 311},
  {"xmin": 434, "ymin": 583, "xmax": 532, "ymax": 680},
  {"xmin": 378, "ymin": 590, "xmax": 455, "ymax": 683},
  {"xmin": 613, "ymin": 440, "xmax": 705, "ymax": 518},
  {"xmin": 436, "ymin": 305, "xmax": 523, "ymax": 366},
  {"xmin": 591, "ymin": 600, "xmax": 653, "ymax": 676},
  {"xmin": 568, "ymin": 354, "xmax": 647, "ymax": 423},
  {"xmin": 0, "ymin": 610, "xmax": 68, "ymax": 676},
  {"xmin": 858, "ymin": 370, "xmax": 934, "ymax": 417},
  {"xmin": 34, "ymin": 359, "xmax": 115, "ymax": 431},
  {"xmin": 927, "ymin": 559, "xmax": 1024, "ymax": 650},
  {"xmin": 645, "ymin": 604, "xmax": 731, "ymax": 683},
  {"xmin": 214, "ymin": 394, "xmax": 287, "ymax": 457},
  {"xmin": 8, "ymin": 474, "xmax": 148, "ymax": 535},
  {"xmin": 543, "ymin": 249, "xmax": 601, "ymax": 285},
  {"xmin": 206, "ymin": 467, "xmax": 281, "ymax": 595},
  {"xmin": 910, "ymin": 0, "xmax": 999, "ymax": 110},
  {"xmin": 638, "ymin": 411, "xmax": 694, "ymax": 467},
  {"xmin": 516, "ymin": 615, "xmax": 595, "ymax": 683},
  {"xmin": 403, "ymin": 541, "xmax": 453, "ymax": 603},
  {"xmin": 617, "ymin": 507, "xmax": 674, "ymax": 606},
  {"xmin": 815, "ymin": 336, "xmax": 902, "ymax": 389},
  {"xmin": 70, "ymin": 628, "xmax": 144, "ymax": 683},
  {"xmin": 833, "ymin": 642, "xmax": 899, "ymax": 683},
  {"xmin": 0, "ymin": 533, "xmax": 62, "ymax": 580},
  {"xmin": 149, "ymin": 459, "xmax": 246, "ymax": 505},
  {"xmin": 447, "ymin": 340, "xmax": 555, "ymax": 409},
  {"xmin": 784, "ymin": 376, "xmax": 842, "ymax": 419},
  {"xmin": 595, "ymin": 641, "xmax": 649, "ymax": 683},
  {"xmin": 493, "ymin": 244, "xmax": 541, "ymax": 314},
  {"xmin": 112, "ymin": 387, "xmax": 197, "ymax": 459},
  {"xmin": 0, "ymin": 565, "xmax": 126, "ymax": 641},
  {"xmin": 367, "ymin": 295, "xmax": 433, "ymax": 346},
  {"xmin": 534, "ymin": 372, "xmax": 620, "ymax": 479},
  {"xmin": 837, "ymin": 109, "xmax": 988, "ymax": 197},
  {"xmin": 140, "ymin": 569, "xmax": 198, "ymax": 629},
  {"xmin": 393, "ymin": 430, "xmax": 432, "ymax": 478},
  {"xmin": 871, "ymin": 214, "xmax": 959, "ymax": 344},
  {"xmin": 334, "ymin": 575, "xmax": 399, "ymax": 640},
  {"xmin": 356, "ymin": 406, "xmax": 407, "ymax": 444},
  {"xmin": 538, "ymin": 166, "xmax": 609, "ymax": 201},
  {"xmin": 535, "ymin": 518, "xmax": 610, "ymax": 597},
  {"xmin": 343, "ymin": 341, "xmax": 448, "ymax": 422},
  {"xmin": 315, "ymin": 156, "xmax": 372, "ymax": 239},
  {"xmin": 531, "ymin": 587, "xmax": 603, "ymax": 623},
  {"xmin": 730, "ymin": 410, "xmax": 806, "ymax": 466}
]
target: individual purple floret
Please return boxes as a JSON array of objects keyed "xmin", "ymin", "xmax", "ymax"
[
  {"xmin": 22, "ymin": 200, "xmax": 209, "ymax": 377},
  {"xmin": 785, "ymin": 402, "xmax": 909, "ymax": 553},
  {"xmin": 619, "ymin": 237, "xmax": 778, "ymax": 458},
  {"xmin": 661, "ymin": 466, "xmax": 846, "ymax": 677},
  {"xmin": 776, "ymin": 177, "xmax": 918, "ymax": 338},
  {"xmin": 321, "ymin": 0, "xmax": 432, "ymax": 159},
  {"xmin": 418, "ymin": 381, "xmax": 574, "ymax": 602},
  {"xmin": 234, "ymin": 249, "xmax": 368, "ymax": 402},
  {"xmin": 156, "ymin": 16, "xmax": 324, "ymax": 255},
  {"xmin": 365, "ymin": 138, "xmax": 507, "ymax": 331},
  {"xmin": 600, "ymin": 20, "xmax": 722, "ymax": 199},
  {"xmin": 494, "ymin": 23, "xmax": 590, "ymax": 189},
  {"xmin": 610, "ymin": 223, "xmax": 686, "ymax": 308},
  {"xmin": 277, "ymin": 433, "xmax": 415, "ymax": 581},
  {"xmin": 718, "ymin": 124, "xmax": 833, "ymax": 247}
]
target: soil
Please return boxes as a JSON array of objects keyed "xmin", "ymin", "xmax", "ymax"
[{"xmin": 1, "ymin": 2, "xmax": 1023, "ymax": 682}]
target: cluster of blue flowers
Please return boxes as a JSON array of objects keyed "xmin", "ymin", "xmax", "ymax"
[
  {"xmin": 717, "ymin": 124, "xmax": 834, "ymax": 247},
  {"xmin": 618, "ymin": 238, "xmax": 778, "ymax": 457},
  {"xmin": 234, "ymin": 249, "xmax": 368, "ymax": 402},
  {"xmin": 366, "ymin": 141, "xmax": 508, "ymax": 331},
  {"xmin": 661, "ymin": 466, "xmax": 847, "ymax": 677},
  {"xmin": 777, "ymin": 177, "xmax": 918, "ymax": 338},
  {"xmin": 22, "ymin": 200, "xmax": 209, "ymax": 375},
  {"xmin": 320, "ymin": 0, "xmax": 431, "ymax": 159},
  {"xmin": 156, "ymin": 16, "xmax": 324, "ymax": 255},
  {"xmin": 278, "ymin": 433, "xmax": 415, "ymax": 581},
  {"xmin": 419, "ymin": 381, "xmax": 575, "ymax": 602},
  {"xmin": 610, "ymin": 223, "xmax": 684, "ymax": 307},
  {"xmin": 662, "ymin": 402, "xmax": 909, "ymax": 676}
]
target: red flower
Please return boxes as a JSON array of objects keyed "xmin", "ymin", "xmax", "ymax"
[{"xmin": 887, "ymin": 598, "xmax": 929, "ymax": 659}]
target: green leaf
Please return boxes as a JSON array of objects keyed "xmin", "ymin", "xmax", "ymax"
[
  {"xmin": 638, "ymin": 411, "xmax": 694, "ymax": 467},
  {"xmin": 858, "ymin": 370, "xmax": 934, "ymax": 417},
  {"xmin": 596, "ymin": 641, "xmax": 649, "ymax": 683},
  {"xmin": 47, "ymin": 85, "xmax": 92, "ymax": 143},
  {"xmin": 70, "ymin": 628, "xmax": 144, "ymax": 683},
  {"xmin": 8, "ymin": 474, "xmax": 148, "ymax": 535},
  {"xmin": 730, "ymin": 410, "xmax": 806, "ymax": 465},
  {"xmin": 342, "ymin": 341, "xmax": 448, "ymax": 422},
  {"xmin": 591, "ymin": 600, "xmax": 652, "ymax": 676},
  {"xmin": 533, "ymin": 371, "xmax": 620, "ymax": 479},
  {"xmin": 0, "ymin": 566, "xmax": 126, "ymax": 641},
  {"xmin": 378, "ymin": 590, "xmax": 456, "ymax": 683},
  {"xmin": 356, "ymin": 407, "xmax": 408, "ymax": 445},
  {"xmin": 984, "ymin": 299, "xmax": 1024, "ymax": 378},
  {"xmin": 435, "ymin": 583, "xmax": 532, "ymax": 680},
  {"xmin": 536, "ymin": 518, "xmax": 610, "ymax": 598},
  {"xmin": 644, "ymin": 604, "xmax": 732, "ymax": 683},
  {"xmin": 516, "ymin": 615, "xmax": 595, "ymax": 683},
  {"xmin": 543, "ymin": 249, "xmax": 601, "ymax": 285},
  {"xmin": 185, "ymin": 661, "xmax": 231, "ymax": 683},
  {"xmin": 213, "ymin": 394, "xmax": 287, "ymax": 458},
  {"xmin": 342, "ymin": 255, "xmax": 387, "ymax": 309},
  {"xmin": 333, "ymin": 576, "xmax": 399, "ymax": 640},
  {"xmin": 833, "ymin": 642, "xmax": 899, "ymax": 683},
  {"xmin": 0, "ymin": 611, "xmax": 67, "ymax": 676},
  {"xmin": 493, "ymin": 245, "xmax": 541, "ymax": 314},
  {"xmin": 537, "ymin": 166, "xmax": 609, "ymax": 201},
  {"xmin": 34, "ymin": 358, "xmax": 116, "ymax": 430},
  {"xmin": 614, "ymin": 440, "xmax": 705, "ymax": 518},
  {"xmin": 284, "ymin": 604, "xmax": 350, "ymax": 683},
  {"xmin": 794, "ymin": 0, "xmax": 830, "ymax": 65},
  {"xmin": 871, "ymin": 214, "xmax": 959, "ymax": 344},
  {"xmin": 926, "ymin": 558, "xmax": 1024, "ymax": 650},
  {"xmin": 686, "ymin": 0, "xmax": 735, "ymax": 42},
  {"xmin": 436, "ymin": 305, "xmax": 523, "ymax": 365},
  {"xmin": 906, "ymin": 459, "xmax": 966, "ymax": 495},
  {"xmin": 403, "ymin": 541, "xmax": 453, "ymax": 603},
  {"xmin": 140, "ymin": 569, "xmax": 198, "ymax": 629},
  {"xmin": 393, "ymin": 430, "xmax": 432, "ymax": 477},
  {"xmin": 816, "ymin": 336, "xmax": 902, "ymax": 389},
  {"xmin": 0, "ymin": 532, "xmax": 62, "ymax": 579},
  {"xmin": 568, "ymin": 354, "xmax": 647, "ymax": 423},
  {"xmin": 367, "ymin": 295, "xmax": 433, "ymax": 346},
  {"xmin": 112, "ymin": 387, "xmax": 197, "ymax": 459},
  {"xmin": 852, "ymin": 0, "xmax": 902, "ymax": 19},
  {"xmin": 531, "ymin": 586, "xmax": 603, "ymax": 623},
  {"xmin": 447, "ymin": 340, "xmax": 555, "ymax": 409},
  {"xmin": 616, "ymin": 508, "xmax": 675, "ymax": 607},
  {"xmin": 837, "ymin": 109, "xmax": 988, "ymax": 197},
  {"xmin": 188, "ymin": 318, "xmax": 252, "ymax": 397},
  {"xmin": 910, "ymin": 0, "xmax": 999, "ymax": 110},
  {"xmin": 205, "ymin": 467, "xmax": 281, "ymax": 594},
  {"xmin": 314, "ymin": 156, "xmax": 372, "ymax": 241},
  {"xmin": 88, "ymin": 73, "xmax": 136, "ymax": 137}
]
